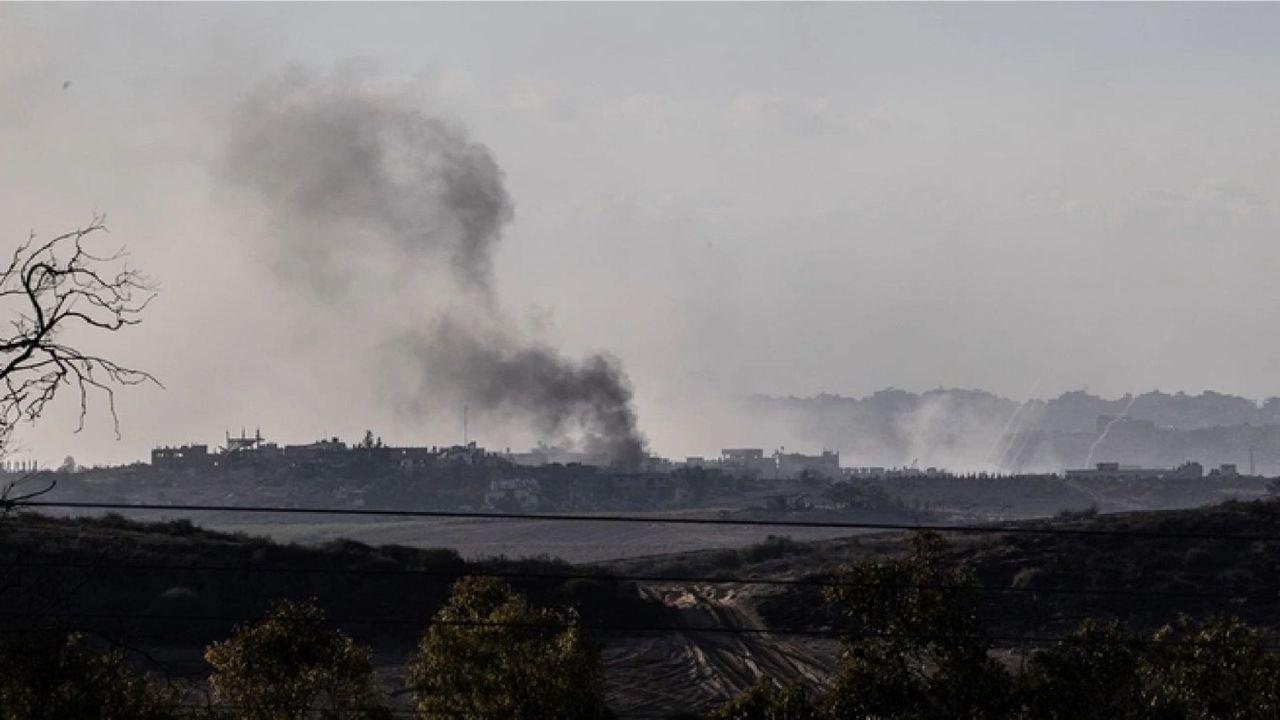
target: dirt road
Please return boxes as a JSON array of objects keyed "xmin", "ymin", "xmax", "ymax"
[{"xmin": 603, "ymin": 583, "xmax": 838, "ymax": 717}]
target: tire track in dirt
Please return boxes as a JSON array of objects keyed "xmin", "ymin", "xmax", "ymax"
[{"xmin": 603, "ymin": 583, "xmax": 838, "ymax": 717}]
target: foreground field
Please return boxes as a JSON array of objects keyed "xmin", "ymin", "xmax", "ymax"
[
  {"xmin": 6, "ymin": 499, "xmax": 1280, "ymax": 716},
  {"xmin": 195, "ymin": 511, "xmax": 859, "ymax": 563}
]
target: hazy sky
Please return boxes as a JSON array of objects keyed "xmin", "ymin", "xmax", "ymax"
[{"xmin": 4, "ymin": 3, "xmax": 1280, "ymax": 466}]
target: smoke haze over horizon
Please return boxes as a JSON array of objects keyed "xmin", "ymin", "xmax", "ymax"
[
  {"xmin": 751, "ymin": 387, "xmax": 1280, "ymax": 474},
  {"xmin": 4, "ymin": 4, "xmax": 1280, "ymax": 467}
]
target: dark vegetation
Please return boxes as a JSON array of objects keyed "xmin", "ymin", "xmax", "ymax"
[
  {"xmin": 13, "ymin": 498, "xmax": 1280, "ymax": 648},
  {"xmin": 47, "ymin": 460, "xmax": 753, "ymax": 514},
  {"xmin": 753, "ymin": 499, "xmax": 1280, "ymax": 641},
  {"xmin": 0, "ymin": 511, "xmax": 665, "ymax": 658},
  {"xmin": 408, "ymin": 576, "xmax": 608, "ymax": 720},
  {"xmin": 8, "ymin": 512, "xmax": 1280, "ymax": 718},
  {"xmin": 1, "ymin": 582, "xmax": 612, "ymax": 719},
  {"xmin": 712, "ymin": 530, "xmax": 1280, "ymax": 720},
  {"xmin": 597, "ymin": 533, "xmax": 820, "ymax": 581},
  {"xmin": 0, "ymin": 629, "xmax": 185, "ymax": 719}
]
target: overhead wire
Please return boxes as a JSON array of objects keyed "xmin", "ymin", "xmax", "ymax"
[{"xmin": 22, "ymin": 499, "xmax": 1280, "ymax": 542}]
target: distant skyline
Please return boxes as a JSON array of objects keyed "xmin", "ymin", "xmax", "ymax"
[{"xmin": 4, "ymin": 3, "xmax": 1280, "ymax": 466}]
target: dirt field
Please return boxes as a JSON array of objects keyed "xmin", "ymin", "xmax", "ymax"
[{"xmin": 52, "ymin": 509, "xmax": 862, "ymax": 563}]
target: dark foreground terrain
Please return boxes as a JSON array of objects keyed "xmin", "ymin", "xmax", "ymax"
[{"xmin": 5, "ymin": 499, "xmax": 1280, "ymax": 716}]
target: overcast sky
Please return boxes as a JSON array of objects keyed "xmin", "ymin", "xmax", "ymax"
[{"xmin": 4, "ymin": 3, "xmax": 1280, "ymax": 466}]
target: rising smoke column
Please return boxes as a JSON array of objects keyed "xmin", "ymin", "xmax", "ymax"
[
  {"xmin": 219, "ymin": 65, "xmax": 647, "ymax": 464},
  {"xmin": 222, "ymin": 65, "xmax": 511, "ymax": 294},
  {"xmin": 401, "ymin": 316, "xmax": 646, "ymax": 467}
]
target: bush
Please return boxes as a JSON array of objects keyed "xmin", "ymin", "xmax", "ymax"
[
  {"xmin": 741, "ymin": 535, "xmax": 811, "ymax": 564},
  {"xmin": 1020, "ymin": 619, "xmax": 1145, "ymax": 720},
  {"xmin": 0, "ymin": 629, "xmax": 182, "ymax": 720},
  {"xmin": 1011, "ymin": 566, "xmax": 1045, "ymax": 589},
  {"xmin": 407, "ymin": 576, "xmax": 608, "ymax": 720},
  {"xmin": 711, "ymin": 677, "xmax": 819, "ymax": 719},
  {"xmin": 204, "ymin": 599, "xmax": 389, "ymax": 720},
  {"xmin": 1054, "ymin": 506, "xmax": 1099, "ymax": 521}
]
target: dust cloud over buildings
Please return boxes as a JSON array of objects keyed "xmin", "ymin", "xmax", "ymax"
[{"xmin": 755, "ymin": 388, "xmax": 1280, "ymax": 475}]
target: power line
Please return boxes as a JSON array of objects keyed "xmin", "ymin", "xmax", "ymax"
[
  {"xmin": 22, "ymin": 499, "xmax": 1280, "ymax": 542},
  {"xmin": 6, "ymin": 558, "xmax": 1279, "ymax": 603}
]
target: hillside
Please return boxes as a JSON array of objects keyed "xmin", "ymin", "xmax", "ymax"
[
  {"xmin": 0, "ymin": 512, "xmax": 663, "ymax": 659},
  {"xmin": 612, "ymin": 499, "xmax": 1280, "ymax": 644},
  {"xmin": 8, "ymin": 500, "xmax": 1280, "ymax": 716}
]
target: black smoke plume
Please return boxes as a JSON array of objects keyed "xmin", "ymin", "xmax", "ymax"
[
  {"xmin": 402, "ymin": 317, "xmax": 646, "ymax": 468},
  {"xmin": 221, "ymin": 65, "xmax": 647, "ymax": 464}
]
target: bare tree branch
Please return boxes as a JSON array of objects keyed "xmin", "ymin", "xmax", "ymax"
[
  {"xmin": 0, "ymin": 215, "xmax": 159, "ymax": 454},
  {"xmin": 0, "ymin": 474, "xmax": 56, "ymax": 516}
]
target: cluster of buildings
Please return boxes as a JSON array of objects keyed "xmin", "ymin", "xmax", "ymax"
[
  {"xmin": 151, "ymin": 429, "xmax": 500, "ymax": 473},
  {"xmin": 1064, "ymin": 460, "xmax": 1244, "ymax": 481},
  {"xmin": 684, "ymin": 448, "xmax": 842, "ymax": 480},
  {"xmin": 682, "ymin": 448, "xmax": 955, "ymax": 481},
  {"xmin": 149, "ymin": 423, "xmax": 1265, "ymax": 488}
]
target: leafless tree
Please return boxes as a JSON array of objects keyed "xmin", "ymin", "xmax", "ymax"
[{"xmin": 0, "ymin": 214, "xmax": 158, "ymax": 511}]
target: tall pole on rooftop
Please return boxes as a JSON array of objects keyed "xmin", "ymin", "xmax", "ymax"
[{"xmin": 463, "ymin": 404, "xmax": 469, "ymax": 446}]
